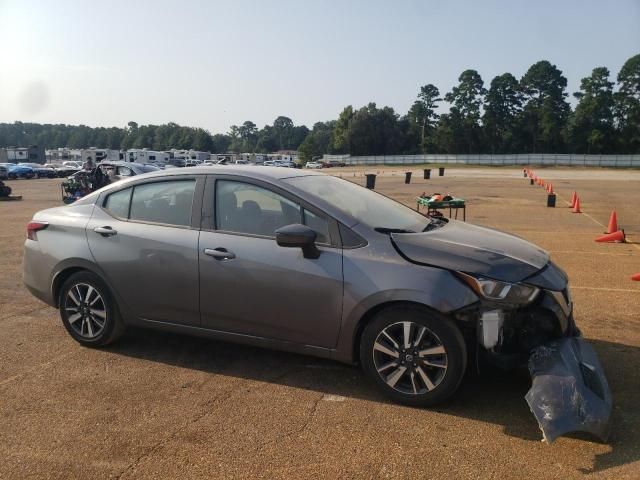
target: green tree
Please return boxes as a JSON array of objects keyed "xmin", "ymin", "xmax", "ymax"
[
  {"xmin": 614, "ymin": 54, "xmax": 640, "ymax": 153},
  {"xmin": 520, "ymin": 61, "xmax": 570, "ymax": 153},
  {"xmin": 331, "ymin": 106, "xmax": 354, "ymax": 153},
  {"xmin": 211, "ymin": 133, "xmax": 231, "ymax": 153},
  {"xmin": 407, "ymin": 84, "xmax": 441, "ymax": 152},
  {"xmin": 298, "ymin": 121, "xmax": 336, "ymax": 161},
  {"xmin": 272, "ymin": 116, "xmax": 294, "ymax": 150},
  {"xmin": 344, "ymin": 103, "xmax": 405, "ymax": 155},
  {"xmin": 568, "ymin": 67, "xmax": 615, "ymax": 153},
  {"xmin": 483, "ymin": 73, "xmax": 523, "ymax": 153},
  {"xmin": 444, "ymin": 70, "xmax": 486, "ymax": 153},
  {"xmin": 255, "ymin": 126, "xmax": 279, "ymax": 153},
  {"xmin": 238, "ymin": 121, "xmax": 258, "ymax": 152}
]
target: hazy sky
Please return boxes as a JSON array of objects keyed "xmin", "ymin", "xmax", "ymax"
[{"xmin": 1, "ymin": 0, "xmax": 638, "ymax": 134}]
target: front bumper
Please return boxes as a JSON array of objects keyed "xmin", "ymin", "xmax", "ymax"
[
  {"xmin": 526, "ymin": 336, "xmax": 612, "ymax": 443},
  {"xmin": 472, "ymin": 286, "xmax": 612, "ymax": 443}
]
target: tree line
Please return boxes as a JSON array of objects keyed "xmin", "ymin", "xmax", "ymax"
[{"xmin": 1, "ymin": 54, "xmax": 638, "ymax": 161}]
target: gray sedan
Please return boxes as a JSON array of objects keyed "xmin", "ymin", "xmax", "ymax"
[{"xmin": 23, "ymin": 166, "xmax": 611, "ymax": 442}]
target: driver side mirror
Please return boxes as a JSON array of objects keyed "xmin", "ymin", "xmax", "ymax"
[{"xmin": 275, "ymin": 224, "xmax": 321, "ymax": 259}]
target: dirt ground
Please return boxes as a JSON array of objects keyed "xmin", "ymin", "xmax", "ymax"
[{"xmin": 1, "ymin": 167, "xmax": 639, "ymax": 479}]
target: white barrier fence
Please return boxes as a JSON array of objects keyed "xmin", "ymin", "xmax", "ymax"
[{"xmin": 322, "ymin": 154, "xmax": 640, "ymax": 167}]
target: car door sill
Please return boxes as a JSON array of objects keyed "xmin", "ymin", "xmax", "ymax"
[{"xmin": 135, "ymin": 317, "xmax": 338, "ymax": 361}]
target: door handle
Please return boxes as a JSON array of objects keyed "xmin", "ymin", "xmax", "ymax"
[
  {"xmin": 94, "ymin": 226, "xmax": 117, "ymax": 237},
  {"xmin": 204, "ymin": 248, "xmax": 236, "ymax": 260}
]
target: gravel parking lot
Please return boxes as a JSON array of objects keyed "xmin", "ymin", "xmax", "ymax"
[{"xmin": 1, "ymin": 168, "xmax": 639, "ymax": 479}]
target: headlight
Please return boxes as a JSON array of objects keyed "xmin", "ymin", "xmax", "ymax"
[{"xmin": 457, "ymin": 272, "xmax": 540, "ymax": 305}]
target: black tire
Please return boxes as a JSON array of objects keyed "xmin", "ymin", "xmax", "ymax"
[
  {"xmin": 58, "ymin": 271, "xmax": 125, "ymax": 347},
  {"xmin": 360, "ymin": 305, "xmax": 467, "ymax": 407}
]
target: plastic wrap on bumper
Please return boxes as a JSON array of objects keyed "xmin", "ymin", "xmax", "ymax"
[{"xmin": 525, "ymin": 337, "xmax": 612, "ymax": 443}]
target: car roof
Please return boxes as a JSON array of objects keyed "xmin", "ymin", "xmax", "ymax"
[{"xmin": 120, "ymin": 165, "xmax": 323, "ymax": 182}]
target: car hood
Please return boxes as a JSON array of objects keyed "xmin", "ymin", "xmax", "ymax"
[{"xmin": 391, "ymin": 220, "xmax": 549, "ymax": 283}]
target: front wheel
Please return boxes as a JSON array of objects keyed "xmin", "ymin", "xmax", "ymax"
[
  {"xmin": 59, "ymin": 271, "xmax": 125, "ymax": 347},
  {"xmin": 360, "ymin": 305, "xmax": 467, "ymax": 407}
]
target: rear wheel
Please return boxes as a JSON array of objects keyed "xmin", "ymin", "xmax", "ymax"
[
  {"xmin": 360, "ymin": 305, "xmax": 467, "ymax": 407},
  {"xmin": 59, "ymin": 271, "xmax": 125, "ymax": 347}
]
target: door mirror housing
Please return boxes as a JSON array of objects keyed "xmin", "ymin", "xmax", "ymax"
[{"xmin": 275, "ymin": 224, "xmax": 321, "ymax": 259}]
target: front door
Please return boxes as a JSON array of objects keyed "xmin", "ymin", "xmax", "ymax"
[
  {"xmin": 198, "ymin": 177, "xmax": 343, "ymax": 348},
  {"xmin": 87, "ymin": 177, "xmax": 202, "ymax": 326}
]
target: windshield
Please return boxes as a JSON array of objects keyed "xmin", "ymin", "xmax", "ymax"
[{"xmin": 284, "ymin": 175, "xmax": 429, "ymax": 232}]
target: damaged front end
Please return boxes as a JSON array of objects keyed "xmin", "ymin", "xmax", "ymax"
[
  {"xmin": 454, "ymin": 262, "xmax": 612, "ymax": 443},
  {"xmin": 526, "ymin": 337, "xmax": 612, "ymax": 443},
  {"xmin": 389, "ymin": 227, "xmax": 612, "ymax": 442}
]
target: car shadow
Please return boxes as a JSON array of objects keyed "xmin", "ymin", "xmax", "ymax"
[{"xmin": 106, "ymin": 330, "xmax": 638, "ymax": 473}]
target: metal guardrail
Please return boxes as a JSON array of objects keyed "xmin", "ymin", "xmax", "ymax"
[{"xmin": 321, "ymin": 154, "xmax": 640, "ymax": 167}]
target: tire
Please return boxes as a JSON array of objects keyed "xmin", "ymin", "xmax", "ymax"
[
  {"xmin": 360, "ymin": 305, "xmax": 467, "ymax": 407},
  {"xmin": 58, "ymin": 271, "xmax": 125, "ymax": 347}
]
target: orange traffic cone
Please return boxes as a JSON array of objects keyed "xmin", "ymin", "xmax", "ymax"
[
  {"xmin": 572, "ymin": 197, "xmax": 582, "ymax": 213},
  {"xmin": 605, "ymin": 210, "xmax": 618, "ymax": 234},
  {"xmin": 595, "ymin": 230, "xmax": 625, "ymax": 243},
  {"xmin": 569, "ymin": 191, "xmax": 577, "ymax": 208},
  {"xmin": 632, "ymin": 272, "xmax": 640, "ymax": 281},
  {"xmin": 546, "ymin": 183, "xmax": 553, "ymax": 194}
]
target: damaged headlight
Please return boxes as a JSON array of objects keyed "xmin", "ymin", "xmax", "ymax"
[{"xmin": 457, "ymin": 273, "xmax": 540, "ymax": 305}]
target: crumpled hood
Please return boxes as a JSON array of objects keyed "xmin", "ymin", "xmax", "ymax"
[{"xmin": 391, "ymin": 220, "xmax": 549, "ymax": 283}]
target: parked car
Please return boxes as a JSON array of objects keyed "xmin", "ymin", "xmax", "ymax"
[
  {"xmin": 22, "ymin": 166, "xmax": 611, "ymax": 442},
  {"xmin": 95, "ymin": 162, "xmax": 160, "ymax": 181},
  {"xmin": 305, "ymin": 161, "xmax": 323, "ymax": 169},
  {"xmin": 0, "ymin": 163, "xmax": 34, "ymax": 179},
  {"xmin": 19, "ymin": 163, "xmax": 58, "ymax": 179},
  {"xmin": 63, "ymin": 161, "xmax": 83, "ymax": 169},
  {"xmin": 47, "ymin": 163, "xmax": 80, "ymax": 177},
  {"xmin": 274, "ymin": 160, "xmax": 294, "ymax": 168}
]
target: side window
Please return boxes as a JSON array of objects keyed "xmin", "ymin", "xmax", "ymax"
[
  {"xmin": 303, "ymin": 209, "xmax": 330, "ymax": 244},
  {"xmin": 104, "ymin": 188, "xmax": 131, "ymax": 218},
  {"xmin": 216, "ymin": 180, "xmax": 301, "ymax": 237},
  {"xmin": 117, "ymin": 166, "xmax": 133, "ymax": 177},
  {"xmin": 129, "ymin": 180, "xmax": 196, "ymax": 226}
]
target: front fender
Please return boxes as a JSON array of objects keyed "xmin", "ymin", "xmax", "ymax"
[{"xmin": 334, "ymin": 245, "xmax": 478, "ymax": 363}]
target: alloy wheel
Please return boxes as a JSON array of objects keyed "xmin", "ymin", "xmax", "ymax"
[
  {"xmin": 64, "ymin": 283, "xmax": 107, "ymax": 338},
  {"xmin": 372, "ymin": 321, "xmax": 448, "ymax": 395}
]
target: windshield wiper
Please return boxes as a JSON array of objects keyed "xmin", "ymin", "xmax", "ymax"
[
  {"xmin": 422, "ymin": 217, "xmax": 447, "ymax": 232},
  {"xmin": 374, "ymin": 227, "xmax": 416, "ymax": 234}
]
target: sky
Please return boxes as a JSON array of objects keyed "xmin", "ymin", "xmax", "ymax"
[{"xmin": 0, "ymin": 0, "xmax": 638, "ymax": 134}]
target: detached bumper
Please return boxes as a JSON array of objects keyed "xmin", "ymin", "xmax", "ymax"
[{"xmin": 525, "ymin": 336, "xmax": 612, "ymax": 443}]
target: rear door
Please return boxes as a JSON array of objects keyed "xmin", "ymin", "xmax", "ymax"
[
  {"xmin": 87, "ymin": 175, "xmax": 204, "ymax": 326},
  {"xmin": 198, "ymin": 175, "xmax": 344, "ymax": 348}
]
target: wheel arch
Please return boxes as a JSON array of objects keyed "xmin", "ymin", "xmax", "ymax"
[
  {"xmin": 51, "ymin": 259, "xmax": 108, "ymax": 308},
  {"xmin": 348, "ymin": 300, "xmax": 450, "ymax": 365}
]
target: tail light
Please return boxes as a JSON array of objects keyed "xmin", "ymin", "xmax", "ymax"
[{"xmin": 26, "ymin": 221, "xmax": 48, "ymax": 240}]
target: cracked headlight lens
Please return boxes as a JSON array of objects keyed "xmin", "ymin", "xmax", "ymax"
[{"xmin": 457, "ymin": 273, "xmax": 540, "ymax": 305}]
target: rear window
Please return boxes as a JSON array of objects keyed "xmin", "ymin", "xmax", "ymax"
[
  {"xmin": 129, "ymin": 180, "xmax": 195, "ymax": 226},
  {"xmin": 103, "ymin": 180, "xmax": 195, "ymax": 227},
  {"xmin": 104, "ymin": 188, "xmax": 132, "ymax": 218}
]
